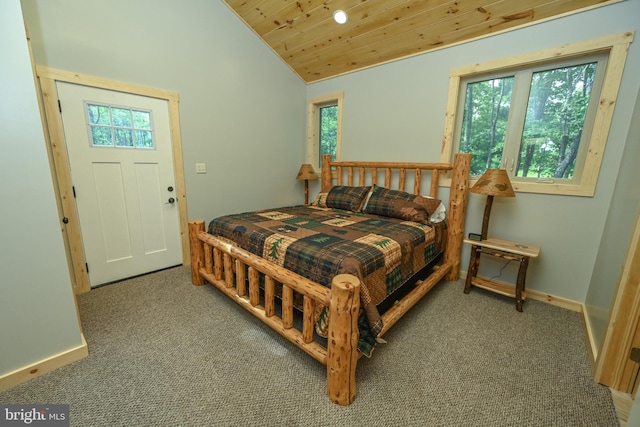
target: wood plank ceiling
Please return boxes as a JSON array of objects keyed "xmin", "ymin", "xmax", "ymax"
[{"xmin": 223, "ymin": 0, "xmax": 618, "ymax": 83}]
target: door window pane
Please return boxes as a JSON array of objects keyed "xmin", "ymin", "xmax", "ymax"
[
  {"xmin": 86, "ymin": 103, "xmax": 154, "ymax": 149},
  {"xmin": 87, "ymin": 104, "xmax": 111, "ymax": 125},
  {"xmin": 115, "ymin": 128, "xmax": 134, "ymax": 147},
  {"xmin": 91, "ymin": 126, "xmax": 112, "ymax": 146},
  {"xmin": 111, "ymin": 107, "xmax": 132, "ymax": 127},
  {"xmin": 132, "ymin": 110, "xmax": 151, "ymax": 129},
  {"xmin": 135, "ymin": 130, "xmax": 153, "ymax": 148}
]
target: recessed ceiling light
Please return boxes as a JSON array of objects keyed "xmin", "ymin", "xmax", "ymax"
[{"xmin": 333, "ymin": 10, "xmax": 348, "ymax": 24}]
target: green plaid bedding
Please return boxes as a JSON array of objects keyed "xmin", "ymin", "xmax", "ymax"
[{"xmin": 208, "ymin": 205, "xmax": 442, "ymax": 356}]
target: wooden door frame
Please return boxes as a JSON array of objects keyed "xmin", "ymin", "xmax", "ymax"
[
  {"xmin": 595, "ymin": 206, "xmax": 640, "ymax": 394},
  {"xmin": 36, "ymin": 67, "xmax": 189, "ymax": 294}
]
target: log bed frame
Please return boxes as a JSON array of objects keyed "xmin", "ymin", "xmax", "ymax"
[{"xmin": 188, "ymin": 153, "xmax": 471, "ymax": 406}]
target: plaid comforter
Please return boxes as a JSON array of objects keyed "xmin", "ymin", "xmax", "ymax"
[{"xmin": 208, "ymin": 205, "xmax": 443, "ymax": 356}]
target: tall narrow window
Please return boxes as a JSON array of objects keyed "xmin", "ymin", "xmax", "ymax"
[
  {"xmin": 442, "ymin": 32, "xmax": 632, "ymax": 196},
  {"xmin": 319, "ymin": 104, "xmax": 338, "ymax": 163},
  {"xmin": 308, "ymin": 93, "xmax": 343, "ymax": 169}
]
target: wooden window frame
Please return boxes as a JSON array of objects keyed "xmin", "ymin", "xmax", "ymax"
[
  {"xmin": 440, "ymin": 32, "xmax": 634, "ymax": 197},
  {"xmin": 307, "ymin": 92, "xmax": 343, "ymax": 170}
]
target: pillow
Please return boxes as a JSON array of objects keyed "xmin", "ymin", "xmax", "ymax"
[
  {"xmin": 364, "ymin": 185, "xmax": 443, "ymax": 224},
  {"xmin": 425, "ymin": 197, "xmax": 447, "ymax": 223},
  {"xmin": 311, "ymin": 191, "xmax": 330, "ymax": 208},
  {"xmin": 313, "ymin": 186, "xmax": 370, "ymax": 212}
]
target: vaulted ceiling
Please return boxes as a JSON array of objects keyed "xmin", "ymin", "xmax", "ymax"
[{"xmin": 223, "ymin": 0, "xmax": 618, "ymax": 83}]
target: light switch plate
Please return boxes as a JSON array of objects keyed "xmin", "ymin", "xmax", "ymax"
[{"xmin": 195, "ymin": 163, "xmax": 207, "ymax": 174}]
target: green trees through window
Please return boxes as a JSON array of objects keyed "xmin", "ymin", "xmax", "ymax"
[
  {"xmin": 519, "ymin": 63, "xmax": 596, "ymax": 180},
  {"xmin": 319, "ymin": 105, "xmax": 338, "ymax": 163},
  {"xmin": 458, "ymin": 59, "xmax": 603, "ymax": 181},
  {"xmin": 86, "ymin": 103, "xmax": 154, "ymax": 149},
  {"xmin": 442, "ymin": 32, "xmax": 632, "ymax": 196},
  {"xmin": 308, "ymin": 92, "xmax": 343, "ymax": 170},
  {"xmin": 460, "ymin": 77, "xmax": 513, "ymax": 174}
]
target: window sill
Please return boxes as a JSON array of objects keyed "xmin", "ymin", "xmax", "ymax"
[{"xmin": 440, "ymin": 176, "xmax": 596, "ymax": 197}]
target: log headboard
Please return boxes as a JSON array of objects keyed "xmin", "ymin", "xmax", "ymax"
[
  {"xmin": 320, "ymin": 153, "xmax": 472, "ymax": 281},
  {"xmin": 321, "ymin": 154, "xmax": 457, "ymax": 198}
]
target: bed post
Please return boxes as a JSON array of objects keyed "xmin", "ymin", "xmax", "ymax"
[
  {"xmin": 444, "ymin": 153, "xmax": 471, "ymax": 281},
  {"xmin": 188, "ymin": 219, "xmax": 205, "ymax": 286},
  {"xmin": 326, "ymin": 274, "xmax": 360, "ymax": 406},
  {"xmin": 321, "ymin": 154, "xmax": 332, "ymax": 190}
]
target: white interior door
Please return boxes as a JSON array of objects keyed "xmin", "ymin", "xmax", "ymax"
[{"xmin": 57, "ymin": 82, "xmax": 182, "ymax": 287}]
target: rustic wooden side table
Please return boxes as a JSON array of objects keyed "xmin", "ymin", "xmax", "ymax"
[{"xmin": 463, "ymin": 237, "xmax": 541, "ymax": 312}]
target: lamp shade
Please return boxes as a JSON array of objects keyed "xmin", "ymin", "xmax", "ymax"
[
  {"xmin": 296, "ymin": 164, "xmax": 319, "ymax": 181},
  {"xmin": 470, "ymin": 169, "xmax": 515, "ymax": 197}
]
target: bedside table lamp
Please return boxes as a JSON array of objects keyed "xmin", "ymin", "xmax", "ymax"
[
  {"xmin": 470, "ymin": 169, "xmax": 515, "ymax": 240},
  {"xmin": 296, "ymin": 164, "xmax": 318, "ymax": 205}
]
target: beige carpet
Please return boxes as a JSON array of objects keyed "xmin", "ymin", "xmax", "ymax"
[{"xmin": 0, "ymin": 266, "xmax": 619, "ymax": 426}]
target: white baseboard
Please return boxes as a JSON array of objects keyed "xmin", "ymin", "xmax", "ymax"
[{"xmin": 0, "ymin": 334, "xmax": 88, "ymax": 392}]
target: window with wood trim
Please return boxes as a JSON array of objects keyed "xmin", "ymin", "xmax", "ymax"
[
  {"xmin": 441, "ymin": 32, "xmax": 633, "ymax": 196},
  {"xmin": 307, "ymin": 92, "xmax": 343, "ymax": 170}
]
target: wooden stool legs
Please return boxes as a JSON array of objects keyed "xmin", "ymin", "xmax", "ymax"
[
  {"xmin": 464, "ymin": 243, "xmax": 532, "ymax": 312},
  {"xmin": 515, "ymin": 256, "xmax": 530, "ymax": 312}
]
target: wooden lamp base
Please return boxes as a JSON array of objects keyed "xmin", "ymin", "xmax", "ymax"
[{"xmin": 480, "ymin": 195, "xmax": 494, "ymax": 240}]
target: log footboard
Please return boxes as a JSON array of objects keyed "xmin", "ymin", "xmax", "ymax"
[{"xmin": 189, "ymin": 219, "xmax": 360, "ymax": 405}]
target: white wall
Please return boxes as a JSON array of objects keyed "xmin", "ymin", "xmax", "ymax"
[
  {"xmin": 0, "ymin": 0, "xmax": 83, "ymax": 376},
  {"xmin": 307, "ymin": 1, "xmax": 640, "ymax": 303},
  {"xmin": 21, "ymin": 0, "xmax": 307, "ymax": 222},
  {"xmin": 627, "ymin": 395, "xmax": 640, "ymax": 427}
]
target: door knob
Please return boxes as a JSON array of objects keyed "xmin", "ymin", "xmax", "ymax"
[{"xmin": 166, "ymin": 197, "xmax": 175, "ymax": 204}]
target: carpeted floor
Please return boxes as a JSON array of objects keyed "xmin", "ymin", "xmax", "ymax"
[{"xmin": 0, "ymin": 266, "xmax": 619, "ymax": 426}]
